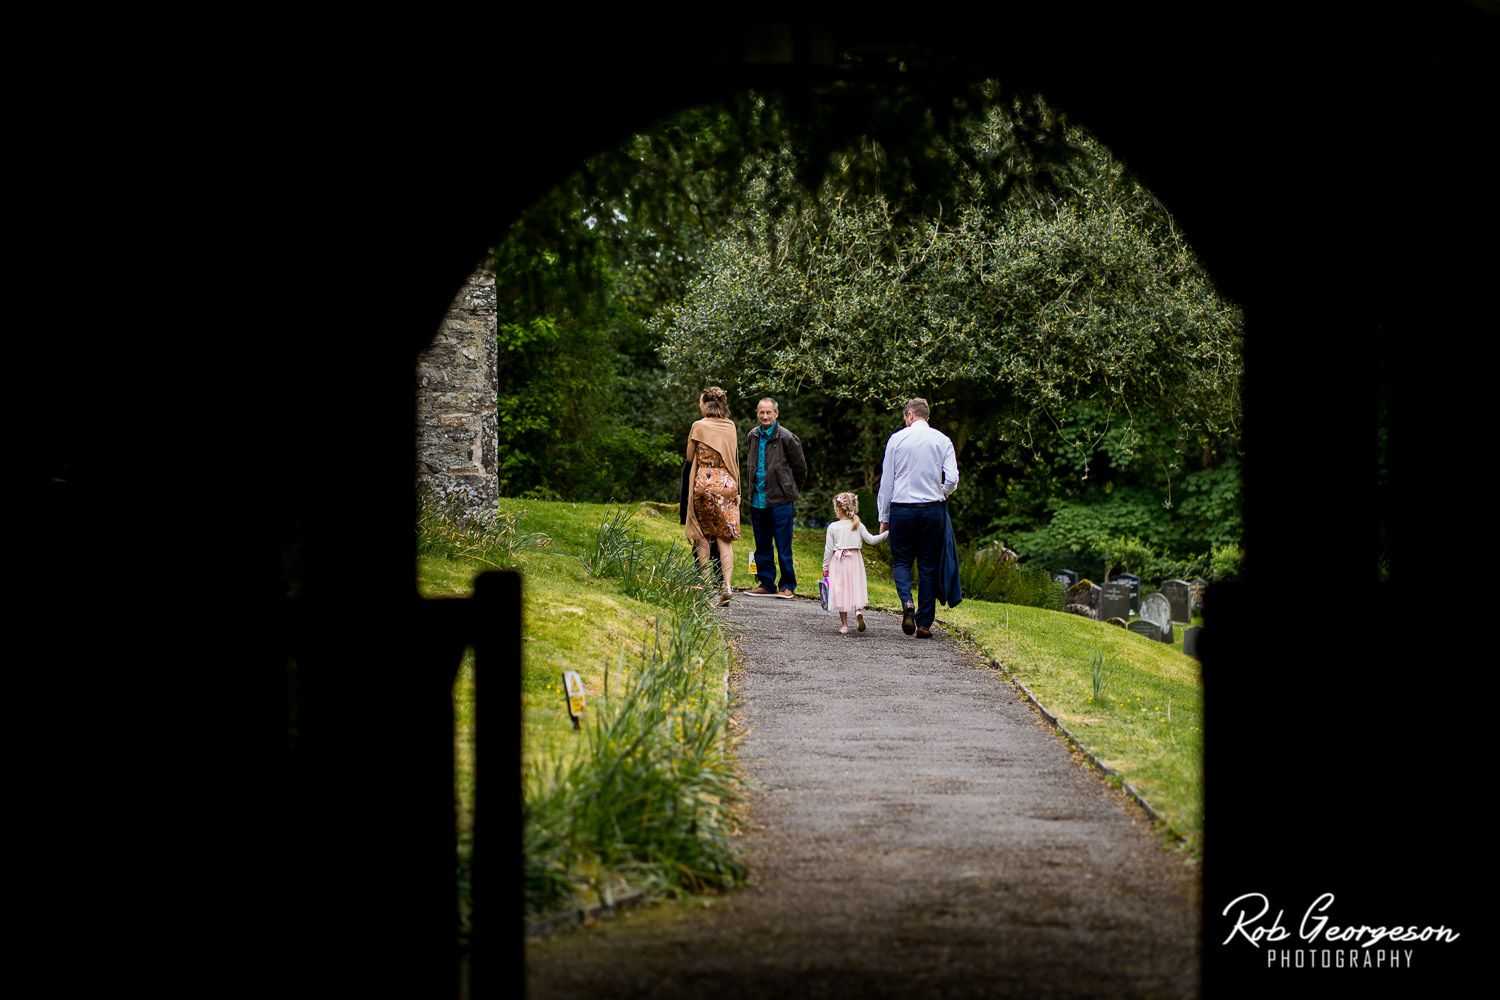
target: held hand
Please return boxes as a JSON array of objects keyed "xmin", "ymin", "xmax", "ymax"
[{"xmin": 879, "ymin": 522, "xmax": 889, "ymax": 534}]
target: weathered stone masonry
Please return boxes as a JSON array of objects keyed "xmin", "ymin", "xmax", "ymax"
[{"xmin": 416, "ymin": 266, "xmax": 497, "ymax": 514}]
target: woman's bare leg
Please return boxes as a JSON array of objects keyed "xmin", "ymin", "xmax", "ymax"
[{"xmin": 717, "ymin": 538, "xmax": 734, "ymax": 592}]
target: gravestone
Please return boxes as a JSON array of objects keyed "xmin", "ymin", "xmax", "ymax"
[
  {"xmin": 1140, "ymin": 592, "xmax": 1174, "ymax": 643},
  {"xmin": 1128, "ymin": 619, "xmax": 1161, "ymax": 642},
  {"xmin": 1182, "ymin": 626, "xmax": 1202, "ymax": 661},
  {"xmin": 1104, "ymin": 616, "xmax": 1128, "ymax": 629},
  {"xmin": 1054, "ymin": 568, "xmax": 1079, "ymax": 588},
  {"xmin": 1115, "ymin": 572, "xmax": 1142, "ymax": 615},
  {"xmin": 1160, "ymin": 579, "xmax": 1192, "ymax": 623},
  {"xmin": 1189, "ymin": 578, "xmax": 1209, "ymax": 616},
  {"xmin": 1066, "ymin": 580, "xmax": 1102, "ymax": 619},
  {"xmin": 1102, "ymin": 581, "xmax": 1131, "ymax": 622}
]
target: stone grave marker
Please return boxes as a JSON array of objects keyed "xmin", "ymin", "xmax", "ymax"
[
  {"xmin": 1182, "ymin": 626, "xmax": 1202, "ymax": 660},
  {"xmin": 1128, "ymin": 619, "xmax": 1161, "ymax": 642},
  {"xmin": 1160, "ymin": 579, "xmax": 1192, "ymax": 623},
  {"xmin": 1054, "ymin": 568, "xmax": 1079, "ymax": 588},
  {"xmin": 1116, "ymin": 572, "xmax": 1141, "ymax": 615},
  {"xmin": 1066, "ymin": 579, "xmax": 1102, "ymax": 619},
  {"xmin": 1102, "ymin": 581, "xmax": 1131, "ymax": 622},
  {"xmin": 1189, "ymin": 578, "xmax": 1209, "ymax": 615},
  {"xmin": 1140, "ymin": 592, "xmax": 1175, "ymax": 643}
]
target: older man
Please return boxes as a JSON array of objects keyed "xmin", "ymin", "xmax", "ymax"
[
  {"xmin": 744, "ymin": 397, "xmax": 807, "ymax": 598},
  {"xmin": 877, "ymin": 398, "xmax": 960, "ymax": 637}
]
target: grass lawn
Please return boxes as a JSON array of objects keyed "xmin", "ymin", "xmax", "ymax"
[{"xmin": 423, "ymin": 498, "xmax": 736, "ymax": 775}]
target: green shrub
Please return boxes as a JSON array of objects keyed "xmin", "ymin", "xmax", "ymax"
[
  {"xmin": 1210, "ymin": 542, "xmax": 1244, "ymax": 582},
  {"xmin": 958, "ymin": 544, "xmax": 1065, "ymax": 610}
]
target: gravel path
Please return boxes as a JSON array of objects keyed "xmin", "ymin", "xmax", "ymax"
[{"xmin": 525, "ymin": 595, "xmax": 1200, "ymax": 999}]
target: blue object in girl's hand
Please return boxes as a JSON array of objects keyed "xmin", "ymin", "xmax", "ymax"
[{"xmin": 819, "ymin": 576, "xmax": 830, "ymax": 611}]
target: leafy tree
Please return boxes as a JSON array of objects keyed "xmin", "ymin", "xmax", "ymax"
[{"xmin": 655, "ymin": 96, "xmax": 1242, "ymax": 471}]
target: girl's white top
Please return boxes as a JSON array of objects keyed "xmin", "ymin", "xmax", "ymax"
[{"xmin": 822, "ymin": 519, "xmax": 889, "ymax": 572}]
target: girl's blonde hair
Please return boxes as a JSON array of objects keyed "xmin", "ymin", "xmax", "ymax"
[{"xmin": 833, "ymin": 491, "xmax": 862, "ymax": 531}]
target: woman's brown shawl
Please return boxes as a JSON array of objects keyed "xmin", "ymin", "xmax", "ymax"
[{"xmin": 684, "ymin": 416, "xmax": 740, "ymax": 543}]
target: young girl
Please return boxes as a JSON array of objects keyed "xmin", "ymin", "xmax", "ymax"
[{"xmin": 822, "ymin": 492, "xmax": 888, "ymax": 634}]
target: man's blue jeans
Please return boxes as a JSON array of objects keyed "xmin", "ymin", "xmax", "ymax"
[
  {"xmin": 888, "ymin": 504, "xmax": 945, "ymax": 627},
  {"xmin": 750, "ymin": 502, "xmax": 796, "ymax": 593}
]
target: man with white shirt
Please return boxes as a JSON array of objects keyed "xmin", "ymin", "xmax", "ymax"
[{"xmin": 877, "ymin": 398, "xmax": 959, "ymax": 637}]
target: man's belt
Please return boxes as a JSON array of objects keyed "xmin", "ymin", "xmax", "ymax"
[{"xmin": 890, "ymin": 500, "xmax": 945, "ymax": 508}]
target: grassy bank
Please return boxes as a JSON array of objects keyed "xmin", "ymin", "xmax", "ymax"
[
  {"xmin": 941, "ymin": 602, "xmax": 1202, "ymax": 849},
  {"xmin": 421, "ymin": 498, "xmax": 745, "ymax": 918}
]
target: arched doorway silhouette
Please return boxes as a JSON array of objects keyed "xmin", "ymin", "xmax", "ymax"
[{"xmin": 36, "ymin": 8, "xmax": 1487, "ymax": 997}]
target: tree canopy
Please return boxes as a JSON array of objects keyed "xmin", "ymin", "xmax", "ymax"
[{"xmin": 655, "ymin": 97, "xmax": 1243, "ymax": 458}]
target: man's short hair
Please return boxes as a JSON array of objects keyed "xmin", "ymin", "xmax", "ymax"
[
  {"xmin": 904, "ymin": 398, "xmax": 930, "ymax": 421},
  {"xmin": 757, "ymin": 397, "xmax": 778, "ymax": 411}
]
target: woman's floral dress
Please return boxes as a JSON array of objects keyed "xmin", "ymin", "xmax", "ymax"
[{"xmin": 691, "ymin": 444, "xmax": 741, "ymax": 540}]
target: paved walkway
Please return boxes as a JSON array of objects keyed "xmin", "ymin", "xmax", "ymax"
[{"xmin": 525, "ymin": 595, "xmax": 1200, "ymax": 998}]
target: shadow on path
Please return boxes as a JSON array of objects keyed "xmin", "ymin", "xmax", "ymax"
[{"xmin": 526, "ymin": 596, "xmax": 1200, "ymax": 999}]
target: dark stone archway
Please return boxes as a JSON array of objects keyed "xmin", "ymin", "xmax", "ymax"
[{"xmin": 25, "ymin": 7, "xmax": 1492, "ymax": 997}]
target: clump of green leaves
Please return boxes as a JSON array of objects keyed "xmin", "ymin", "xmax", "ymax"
[
  {"xmin": 1089, "ymin": 649, "xmax": 1117, "ymax": 704},
  {"xmin": 583, "ymin": 504, "xmax": 648, "ymax": 576},
  {"xmin": 1210, "ymin": 542, "xmax": 1244, "ymax": 583},
  {"xmin": 416, "ymin": 485, "xmax": 549, "ymax": 567},
  {"xmin": 584, "ymin": 504, "xmax": 718, "ymax": 616}
]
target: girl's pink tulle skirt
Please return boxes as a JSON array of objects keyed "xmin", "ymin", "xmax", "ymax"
[{"xmin": 826, "ymin": 548, "xmax": 869, "ymax": 612}]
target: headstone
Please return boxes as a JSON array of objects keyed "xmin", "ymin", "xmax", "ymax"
[
  {"xmin": 1066, "ymin": 580, "xmax": 1102, "ymax": 618},
  {"xmin": 1140, "ymin": 592, "xmax": 1175, "ymax": 643},
  {"xmin": 1182, "ymin": 626, "xmax": 1202, "ymax": 660},
  {"xmin": 1102, "ymin": 581, "xmax": 1131, "ymax": 621},
  {"xmin": 1063, "ymin": 604, "xmax": 1096, "ymax": 619},
  {"xmin": 1160, "ymin": 579, "xmax": 1192, "ymax": 623},
  {"xmin": 1189, "ymin": 578, "xmax": 1209, "ymax": 616},
  {"xmin": 1054, "ymin": 568, "xmax": 1079, "ymax": 588},
  {"xmin": 1127, "ymin": 619, "xmax": 1161, "ymax": 642},
  {"xmin": 1104, "ymin": 616, "xmax": 1128, "ymax": 629},
  {"xmin": 1115, "ymin": 572, "xmax": 1142, "ymax": 615}
]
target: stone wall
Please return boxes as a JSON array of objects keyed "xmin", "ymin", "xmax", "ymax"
[{"xmin": 416, "ymin": 266, "xmax": 497, "ymax": 514}]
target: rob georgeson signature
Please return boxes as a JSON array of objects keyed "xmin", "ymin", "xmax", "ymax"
[{"xmin": 1221, "ymin": 893, "xmax": 1460, "ymax": 969}]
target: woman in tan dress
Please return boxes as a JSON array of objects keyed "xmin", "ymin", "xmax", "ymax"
[{"xmin": 685, "ymin": 386, "xmax": 741, "ymax": 602}]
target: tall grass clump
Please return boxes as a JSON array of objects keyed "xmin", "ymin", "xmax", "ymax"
[
  {"xmin": 416, "ymin": 485, "xmax": 550, "ymax": 567},
  {"xmin": 584, "ymin": 504, "xmax": 718, "ymax": 616},
  {"xmin": 1089, "ymin": 649, "xmax": 1116, "ymax": 704},
  {"xmin": 523, "ymin": 611, "xmax": 745, "ymax": 915}
]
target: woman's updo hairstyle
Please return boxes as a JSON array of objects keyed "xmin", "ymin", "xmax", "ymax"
[{"xmin": 700, "ymin": 386, "xmax": 729, "ymax": 418}]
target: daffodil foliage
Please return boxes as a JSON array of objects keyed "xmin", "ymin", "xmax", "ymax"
[{"xmin": 656, "ymin": 117, "xmax": 1243, "ymax": 455}]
